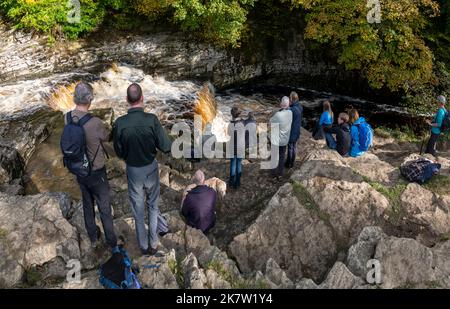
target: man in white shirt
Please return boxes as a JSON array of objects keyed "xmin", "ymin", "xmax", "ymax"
[{"xmin": 270, "ymin": 96, "xmax": 293, "ymax": 179}]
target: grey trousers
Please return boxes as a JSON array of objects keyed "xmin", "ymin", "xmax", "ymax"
[{"xmin": 126, "ymin": 160, "xmax": 160, "ymax": 251}]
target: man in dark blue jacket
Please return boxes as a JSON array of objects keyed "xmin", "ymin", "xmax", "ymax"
[{"xmin": 286, "ymin": 92, "xmax": 303, "ymax": 168}]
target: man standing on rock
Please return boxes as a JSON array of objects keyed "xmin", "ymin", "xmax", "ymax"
[
  {"xmin": 286, "ymin": 91, "xmax": 303, "ymax": 169},
  {"xmin": 426, "ymin": 95, "xmax": 447, "ymax": 157},
  {"xmin": 270, "ymin": 96, "xmax": 293, "ymax": 180},
  {"xmin": 65, "ymin": 82, "xmax": 118, "ymax": 250},
  {"xmin": 113, "ymin": 83, "xmax": 172, "ymax": 256}
]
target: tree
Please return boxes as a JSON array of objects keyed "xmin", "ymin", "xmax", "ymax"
[{"xmin": 285, "ymin": 0, "xmax": 440, "ymax": 91}]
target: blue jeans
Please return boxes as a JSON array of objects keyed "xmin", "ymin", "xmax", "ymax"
[
  {"xmin": 229, "ymin": 157, "xmax": 243, "ymax": 187},
  {"xmin": 126, "ymin": 160, "xmax": 160, "ymax": 251},
  {"xmin": 325, "ymin": 133, "xmax": 337, "ymax": 150}
]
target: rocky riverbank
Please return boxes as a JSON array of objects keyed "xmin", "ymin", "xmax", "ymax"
[{"xmin": 1, "ymin": 103, "xmax": 450, "ymax": 288}]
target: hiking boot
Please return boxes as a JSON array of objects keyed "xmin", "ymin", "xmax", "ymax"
[
  {"xmin": 96, "ymin": 225, "xmax": 102, "ymax": 240},
  {"xmin": 141, "ymin": 247, "xmax": 158, "ymax": 256},
  {"xmin": 159, "ymin": 230, "xmax": 171, "ymax": 237},
  {"xmin": 90, "ymin": 239, "xmax": 101, "ymax": 249}
]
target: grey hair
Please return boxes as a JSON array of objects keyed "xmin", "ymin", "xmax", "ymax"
[
  {"xmin": 280, "ymin": 96, "xmax": 290, "ymax": 109},
  {"xmin": 437, "ymin": 95, "xmax": 446, "ymax": 105},
  {"xmin": 73, "ymin": 82, "xmax": 94, "ymax": 105}
]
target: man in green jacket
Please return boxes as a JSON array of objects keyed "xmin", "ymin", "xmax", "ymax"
[
  {"xmin": 425, "ymin": 95, "xmax": 447, "ymax": 157},
  {"xmin": 113, "ymin": 83, "xmax": 172, "ymax": 256}
]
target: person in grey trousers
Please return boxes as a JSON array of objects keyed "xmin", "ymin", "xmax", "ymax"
[{"xmin": 112, "ymin": 83, "xmax": 172, "ymax": 256}]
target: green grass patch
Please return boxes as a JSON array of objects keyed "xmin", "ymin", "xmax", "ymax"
[
  {"xmin": 367, "ymin": 180, "xmax": 407, "ymax": 223},
  {"xmin": 423, "ymin": 174, "xmax": 450, "ymax": 196},
  {"xmin": 206, "ymin": 260, "xmax": 268, "ymax": 289},
  {"xmin": 374, "ymin": 126, "xmax": 425, "ymax": 144},
  {"xmin": 23, "ymin": 267, "xmax": 43, "ymax": 287},
  {"xmin": 168, "ymin": 257, "xmax": 184, "ymax": 288},
  {"xmin": 292, "ymin": 181, "xmax": 330, "ymax": 223}
]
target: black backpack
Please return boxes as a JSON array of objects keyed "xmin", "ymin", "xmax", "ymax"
[
  {"xmin": 440, "ymin": 111, "xmax": 450, "ymax": 132},
  {"xmin": 60, "ymin": 111, "xmax": 95, "ymax": 178}
]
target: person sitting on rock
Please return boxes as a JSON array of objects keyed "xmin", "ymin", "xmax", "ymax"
[
  {"xmin": 323, "ymin": 112, "xmax": 351, "ymax": 156},
  {"xmin": 319, "ymin": 100, "xmax": 335, "ymax": 149},
  {"xmin": 425, "ymin": 95, "xmax": 447, "ymax": 157},
  {"xmin": 181, "ymin": 170, "xmax": 217, "ymax": 235},
  {"xmin": 349, "ymin": 108, "xmax": 369, "ymax": 157}
]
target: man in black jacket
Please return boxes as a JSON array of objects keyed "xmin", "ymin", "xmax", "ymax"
[
  {"xmin": 112, "ymin": 83, "xmax": 172, "ymax": 256},
  {"xmin": 323, "ymin": 112, "xmax": 351, "ymax": 156}
]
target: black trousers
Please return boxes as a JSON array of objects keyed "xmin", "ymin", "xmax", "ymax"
[
  {"xmin": 425, "ymin": 133, "xmax": 440, "ymax": 157},
  {"xmin": 272, "ymin": 145, "xmax": 287, "ymax": 177},
  {"xmin": 286, "ymin": 140, "xmax": 298, "ymax": 168},
  {"xmin": 77, "ymin": 167, "xmax": 117, "ymax": 248}
]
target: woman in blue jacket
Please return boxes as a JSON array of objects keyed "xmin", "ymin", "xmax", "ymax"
[
  {"xmin": 349, "ymin": 109, "xmax": 366, "ymax": 157},
  {"xmin": 319, "ymin": 101, "xmax": 335, "ymax": 149}
]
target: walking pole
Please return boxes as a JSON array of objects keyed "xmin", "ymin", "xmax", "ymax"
[{"xmin": 420, "ymin": 136, "xmax": 425, "ymax": 155}]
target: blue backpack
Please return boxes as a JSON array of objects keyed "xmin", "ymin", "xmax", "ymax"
[
  {"xmin": 356, "ymin": 121, "xmax": 373, "ymax": 151},
  {"xmin": 60, "ymin": 112, "xmax": 95, "ymax": 178},
  {"xmin": 99, "ymin": 246, "xmax": 141, "ymax": 289}
]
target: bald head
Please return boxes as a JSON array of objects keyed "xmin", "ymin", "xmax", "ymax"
[
  {"xmin": 127, "ymin": 83, "xmax": 143, "ymax": 105},
  {"xmin": 193, "ymin": 170, "xmax": 205, "ymax": 186}
]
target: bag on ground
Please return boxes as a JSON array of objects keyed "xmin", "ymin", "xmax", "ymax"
[
  {"xmin": 400, "ymin": 159, "xmax": 441, "ymax": 183},
  {"xmin": 60, "ymin": 112, "xmax": 93, "ymax": 178},
  {"xmin": 99, "ymin": 246, "xmax": 141, "ymax": 289},
  {"xmin": 157, "ymin": 211, "xmax": 169, "ymax": 235}
]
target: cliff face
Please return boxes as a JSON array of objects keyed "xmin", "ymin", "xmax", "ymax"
[{"xmin": 0, "ymin": 21, "xmax": 366, "ymax": 94}]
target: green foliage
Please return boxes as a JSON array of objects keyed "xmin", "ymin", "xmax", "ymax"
[
  {"xmin": 423, "ymin": 174, "xmax": 450, "ymax": 196},
  {"xmin": 286, "ymin": 0, "xmax": 440, "ymax": 91},
  {"xmin": 0, "ymin": 0, "xmax": 106, "ymax": 39},
  {"xmin": 374, "ymin": 126, "xmax": 425, "ymax": 143},
  {"xmin": 0, "ymin": 0, "xmax": 448, "ymax": 97},
  {"xmin": 135, "ymin": 0, "xmax": 255, "ymax": 47},
  {"xmin": 367, "ymin": 180, "xmax": 407, "ymax": 223}
]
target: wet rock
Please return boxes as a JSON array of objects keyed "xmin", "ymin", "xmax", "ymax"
[{"xmin": 0, "ymin": 106, "xmax": 61, "ymax": 185}]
